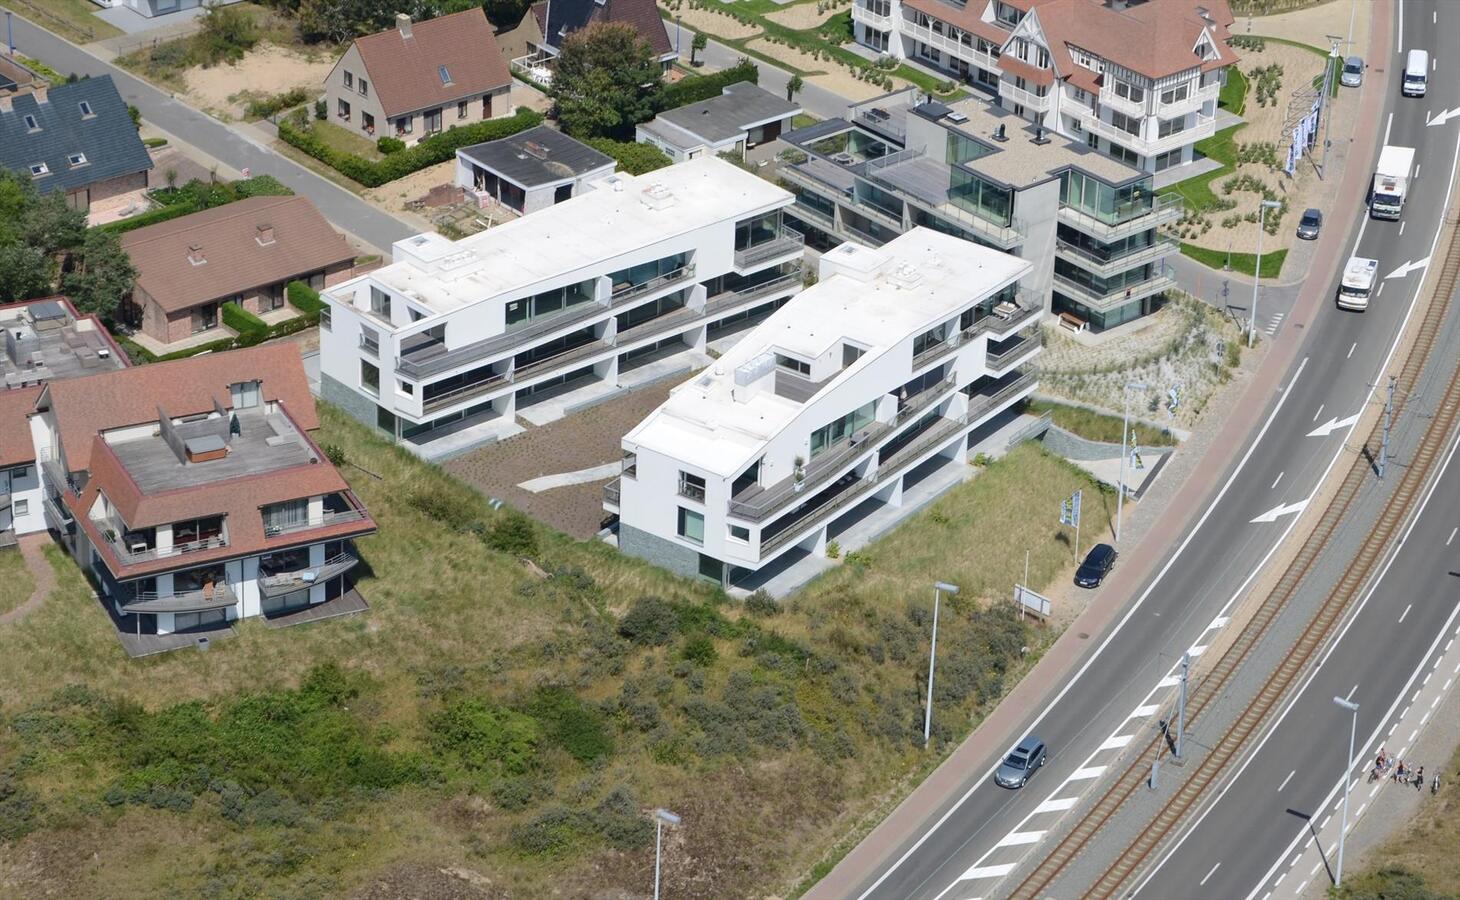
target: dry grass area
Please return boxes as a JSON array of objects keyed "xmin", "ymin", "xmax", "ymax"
[
  {"xmin": 0, "ymin": 551, "xmax": 33, "ymax": 618},
  {"xmin": 0, "ymin": 403, "xmax": 1111, "ymax": 899},
  {"xmin": 1338, "ymin": 741, "xmax": 1460, "ymax": 898},
  {"xmin": 764, "ymin": 0, "xmax": 848, "ymax": 30},
  {"xmin": 743, "ymin": 38, "xmax": 909, "ymax": 100},
  {"xmin": 184, "ymin": 42, "xmax": 336, "ymax": 121}
]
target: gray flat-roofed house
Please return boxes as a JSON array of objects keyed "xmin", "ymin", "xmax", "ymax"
[
  {"xmin": 636, "ymin": 82, "xmax": 802, "ymax": 163},
  {"xmin": 455, "ymin": 124, "xmax": 616, "ymax": 215},
  {"xmin": 0, "ymin": 75, "xmax": 152, "ymax": 221}
]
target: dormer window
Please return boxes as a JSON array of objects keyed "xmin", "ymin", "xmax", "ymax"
[
  {"xmin": 68, "ymin": 152, "xmax": 87, "ymax": 167},
  {"xmin": 438, "ymin": 64, "xmax": 452, "ymax": 85},
  {"xmin": 23, "ymin": 114, "xmax": 39, "ymax": 131},
  {"xmin": 78, "ymin": 101, "xmax": 94, "ymax": 118},
  {"xmin": 29, "ymin": 162, "xmax": 48, "ymax": 177},
  {"xmin": 229, "ymin": 380, "xmax": 261, "ymax": 409}
]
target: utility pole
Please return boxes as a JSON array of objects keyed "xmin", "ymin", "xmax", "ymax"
[
  {"xmin": 1379, "ymin": 375, "xmax": 1396, "ymax": 478},
  {"xmin": 1319, "ymin": 35, "xmax": 1342, "ymax": 179},
  {"xmin": 1175, "ymin": 652, "xmax": 1189, "ymax": 761},
  {"xmin": 1116, "ymin": 383, "xmax": 1145, "ymax": 542},
  {"xmin": 923, "ymin": 582, "xmax": 959, "ymax": 747}
]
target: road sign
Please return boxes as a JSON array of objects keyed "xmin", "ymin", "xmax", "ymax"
[{"xmin": 1014, "ymin": 585, "xmax": 1052, "ymax": 619}]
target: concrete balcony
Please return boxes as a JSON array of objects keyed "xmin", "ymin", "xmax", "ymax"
[
  {"xmin": 262, "ymin": 501, "xmax": 371, "ymax": 538},
  {"xmin": 1098, "ymin": 86, "xmax": 1148, "ymax": 118},
  {"xmin": 258, "ymin": 552, "xmax": 360, "ymax": 599},
  {"xmin": 421, "ymin": 372, "xmax": 512, "ymax": 414},
  {"xmin": 1073, "ymin": 105, "xmax": 1216, "ymax": 158},
  {"xmin": 734, "ymin": 229, "xmax": 804, "ymax": 272},
  {"xmin": 1052, "ymin": 265, "xmax": 1178, "ymax": 314},
  {"xmin": 899, "ymin": 17, "xmax": 1000, "ymax": 71},
  {"xmin": 96, "ymin": 518, "xmax": 229, "ymax": 566},
  {"xmin": 986, "ymin": 329, "xmax": 1043, "ymax": 373},
  {"xmin": 703, "ymin": 269, "xmax": 802, "ymax": 318},
  {"xmin": 121, "ymin": 581, "xmax": 238, "ymax": 615},
  {"xmin": 603, "ymin": 478, "xmax": 620, "ymax": 510},
  {"xmin": 851, "ymin": 3, "xmax": 893, "ymax": 32},
  {"xmin": 1057, "ymin": 192, "xmax": 1183, "ymax": 243},
  {"xmin": 1156, "ymin": 80, "xmax": 1220, "ymax": 118},
  {"xmin": 512, "ymin": 338, "xmax": 612, "ymax": 383},
  {"xmin": 998, "ymin": 80, "xmax": 1053, "ymax": 113},
  {"xmin": 1054, "ymin": 235, "xmax": 1179, "ymax": 279}
]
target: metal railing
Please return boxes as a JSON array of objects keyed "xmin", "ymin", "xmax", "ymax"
[
  {"xmin": 1054, "ymin": 235, "xmax": 1179, "ymax": 275},
  {"xmin": 678, "ymin": 481, "xmax": 706, "ymax": 502},
  {"xmin": 703, "ymin": 269, "xmax": 802, "ymax": 317},
  {"xmin": 1057, "ymin": 192, "xmax": 1183, "ymax": 239},
  {"xmin": 397, "ymin": 296, "xmax": 604, "ymax": 379},
  {"xmin": 263, "ymin": 506, "xmax": 370, "ymax": 538},
  {"xmin": 613, "ymin": 307, "xmax": 699, "ymax": 346},
  {"xmin": 911, "ymin": 335, "xmax": 959, "ymax": 370},
  {"xmin": 512, "ymin": 338, "xmax": 610, "ymax": 382},
  {"xmin": 603, "ymin": 478, "xmax": 621, "ymax": 506},
  {"xmin": 258, "ymin": 552, "xmax": 357, "ymax": 596},
  {"xmin": 853, "ymin": 107, "xmax": 907, "ymax": 142},
  {"xmin": 968, "ymin": 301, "xmax": 1043, "ymax": 339},
  {"xmin": 734, "ymin": 229, "xmax": 805, "ymax": 269},
  {"xmin": 126, "ymin": 581, "xmax": 238, "ymax": 610},
  {"xmin": 422, "ymin": 372, "xmax": 512, "ymax": 413},
  {"xmin": 42, "ymin": 493, "xmax": 73, "ymax": 526},
  {"xmin": 611, "ymin": 264, "xmax": 697, "ymax": 305},
  {"xmin": 987, "ymin": 330, "xmax": 1044, "ymax": 372},
  {"xmin": 1051, "ymin": 265, "xmax": 1177, "ymax": 312},
  {"xmin": 96, "ymin": 519, "xmax": 229, "ymax": 566}
]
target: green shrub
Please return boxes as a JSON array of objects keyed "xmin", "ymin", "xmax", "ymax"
[
  {"xmin": 825, "ymin": 540, "xmax": 840, "ymax": 559},
  {"xmin": 142, "ymin": 136, "xmax": 168, "ymax": 148},
  {"xmin": 277, "ymin": 108, "xmax": 543, "ymax": 187},
  {"xmin": 221, "ymin": 302, "xmax": 267, "ymax": 343},
  {"xmin": 428, "ymin": 699, "xmax": 540, "ymax": 777},
  {"xmin": 285, "ymin": 281, "xmax": 325, "ymax": 323},
  {"xmin": 244, "ymin": 87, "xmax": 310, "ymax": 120},
  {"xmin": 405, "ymin": 484, "xmax": 480, "ymax": 530},
  {"xmin": 618, "ymin": 596, "xmax": 678, "ymax": 646},
  {"xmin": 314, "ymin": 99, "xmax": 326, "ymax": 120},
  {"xmin": 528, "ymin": 687, "xmax": 614, "ymax": 764},
  {"xmin": 585, "ymin": 137, "xmax": 671, "ymax": 175},
  {"xmin": 744, "ymin": 589, "xmax": 779, "ymax": 617},
  {"xmin": 657, "ymin": 58, "xmax": 758, "ymax": 111},
  {"xmin": 483, "ymin": 509, "xmax": 538, "ymax": 558},
  {"xmin": 376, "ymin": 136, "xmax": 405, "ymax": 154},
  {"xmin": 681, "ymin": 635, "xmax": 718, "ymax": 666},
  {"xmin": 321, "ymin": 443, "xmax": 348, "ymax": 468},
  {"xmin": 491, "ymin": 776, "xmax": 552, "ymax": 811}
]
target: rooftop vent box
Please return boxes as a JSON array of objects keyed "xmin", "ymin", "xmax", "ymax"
[
  {"xmin": 732, "ymin": 352, "xmax": 775, "ymax": 403},
  {"xmin": 524, "ymin": 140, "xmax": 549, "ymax": 159},
  {"xmin": 640, "ymin": 183, "xmax": 675, "ymax": 210},
  {"xmin": 888, "ymin": 262, "xmax": 922, "ymax": 290}
]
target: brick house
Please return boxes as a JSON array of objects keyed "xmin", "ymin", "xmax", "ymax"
[
  {"xmin": 120, "ymin": 195, "xmax": 357, "ymax": 348},
  {"xmin": 0, "ymin": 75, "xmax": 152, "ymax": 221},
  {"xmin": 323, "ymin": 9, "xmax": 512, "ymax": 147}
]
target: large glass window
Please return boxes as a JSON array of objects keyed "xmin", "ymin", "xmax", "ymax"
[
  {"xmin": 369, "ymin": 286, "xmax": 392, "ymax": 319},
  {"xmin": 949, "ymin": 169, "xmax": 1013, "ymax": 226},
  {"xmin": 677, "ymin": 507, "xmax": 705, "ymax": 544},
  {"xmin": 1060, "ymin": 170, "xmax": 1155, "ymax": 225},
  {"xmin": 947, "ymin": 131, "xmax": 993, "ymax": 165},
  {"xmin": 913, "ymin": 322, "xmax": 949, "ymax": 357},
  {"xmin": 735, "ymin": 212, "xmax": 781, "ymax": 250},
  {"xmin": 504, "ymin": 278, "xmax": 596, "ymax": 330},
  {"xmin": 262, "ymin": 498, "xmax": 309, "ymax": 534},
  {"xmin": 678, "ymin": 471, "xmax": 706, "ymax": 502},
  {"xmin": 809, "ymin": 400, "xmax": 877, "ymax": 458},
  {"xmin": 609, "ymin": 253, "xmax": 689, "ymax": 293},
  {"xmin": 229, "ymin": 380, "xmax": 261, "ymax": 409},
  {"xmin": 775, "ymin": 353, "xmax": 810, "ymax": 376},
  {"xmin": 361, "ymin": 360, "xmax": 380, "ymax": 396},
  {"xmin": 1113, "ymin": 80, "xmax": 1145, "ymax": 103}
]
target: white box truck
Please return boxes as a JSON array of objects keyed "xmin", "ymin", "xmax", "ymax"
[
  {"xmin": 1371, "ymin": 145, "xmax": 1415, "ymax": 219},
  {"xmin": 1338, "ymin": 257, "xmax": 1378, "ymax": 311}
]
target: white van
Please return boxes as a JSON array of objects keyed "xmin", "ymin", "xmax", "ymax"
[{"xmin": 1404, "ymin": 49, "xmax": 1429, "ymax": 97}]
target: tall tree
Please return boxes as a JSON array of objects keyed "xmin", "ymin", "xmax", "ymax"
[
  {"xmin": 22, "ymin": 190, "xmax": 86, "ymax": 254},
  {"xmin": 550, "ymin": 22, "xmax": 661, "ymax": 140},
  {"xmin": 61, "ymin": 229, "xmax": 135, "ymax": 321},
  {"xmin": 0, "ymin": 243, "xmax": 53, "ymax": 304}
]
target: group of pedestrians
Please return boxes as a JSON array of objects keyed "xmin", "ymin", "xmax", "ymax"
[{"xmin": 1371, "ymin": 747, "xmax": 1440, "ymax": 793}]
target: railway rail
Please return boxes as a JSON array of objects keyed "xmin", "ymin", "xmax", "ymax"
[{"xmin": 1007, "ymin": 212, "xmax": 1460, "ymax": 900}]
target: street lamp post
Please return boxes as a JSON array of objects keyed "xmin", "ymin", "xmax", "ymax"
[
  {"xmin": 675, "ymin": 15, "xmax": 682, "ymax": 57},
  {"xmin": 1116, "ymin": 381, "xmax": 1147, "ymax": 543},
  {"xmin": 1333, "ymin": 696, "xmax": 1359, "ymax": 888},
  {"xmin": 1250, "ymin": 199, "xmax": 1282, "ymax": 347},
  {"xmin": 652, "ymin": 808, "xmax": 681, "ymax": 900},
  {"xmin": 923, "ymin": 582, "xmax": 960, "ymax": 747}
]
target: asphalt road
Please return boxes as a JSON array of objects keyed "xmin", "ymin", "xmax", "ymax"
[
  {"xmin": 1, "ymin": 8, "xmax": 417, "ymax": 253},
  {"xmin": 845, "ymin": 3, "xmax": 1460, "ymax": 897}
]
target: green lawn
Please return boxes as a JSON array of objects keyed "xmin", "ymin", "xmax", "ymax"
[
  {"xmin": 311, "ymin": 120, "xmax": 384, "ymax": 161},
  {"xmin": 1027, "ymin": 399, "xmax": 1179, "ymax": 447},
  {"xmin": 5, "ymin": 0, "xmax": 121, "ymax": 42},
  {"xmin": 1219, "ymin": 67, "xmax": 1247, "ymax": 116},
  {"xmin": 0, "ymin": 404, "xmax": 1111, "ymax": 899},
  {"xmin": 0, "ymin": 548, "xmax": 35, "ymax": 617},
  {"xmin": 1179, "ymin": 243, "xmax": 1288, "ymax": 279},
  {"xmin": 1161, "ymin": 124, "xmax": 1244, "ymax": 212}
]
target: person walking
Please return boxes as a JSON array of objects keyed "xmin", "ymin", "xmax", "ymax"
[{"xmin": 1415, "ymin": 766, "xmax": 1425, "ymax": 790}]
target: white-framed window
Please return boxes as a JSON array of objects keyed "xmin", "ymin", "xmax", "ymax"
[
  {"xmin": 344, "ymin": 70, "xmax": 354, "ymax": 89},
  {"xmin": 360, "ymin": 325, "xmax": 380, "ymax": 356},
  {"xmin": 320, "ymin": 306, "xmax": 332, "ymax": 331},
  {"xmin": 1160, "ymin": 83, "xmax": 1190, "ymax": 106},
  {"xmin": 359, "ymin": 79, "xmax": 369, "ymax": 98},
  {"xmin": 728, "ymin": 524, "xmax": 750, "ymax": 542},
  {"xmin": 67, "ymin": 153, "xmax": 87, "ymax": 167},
  {"xmin": 1114, "ymin": 80, "xmax": 1145, "ymax": 103},
  {"xmin": 775, "ymin": 352, "xmax": 810, "ymax": 376},
  {"xmin": 29, "ymin": 162, "xmax": 48, "ymax": 177},
  {"xmin": 13, "ymin": 499, "xmax": 28, "ymax": 517},
  {"xmin": 78, "ymin": 101, "xmax": 94, "ymax": 118},
  {"xmin": 677, "ymin": 507, "xmax": 705, "ymax": 545},
  {"xmin": 360, "ymin": 360, "xmax": 380, "ymax": 396}
]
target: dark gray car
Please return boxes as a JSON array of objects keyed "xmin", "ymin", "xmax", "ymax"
[
  {"xmin": 1296, "ymin": 208, "xmax": 1323, "ymax": 240},
  {"xmin": 994, "ymin": 736, "xmax": 1047, "ymax": 789}
]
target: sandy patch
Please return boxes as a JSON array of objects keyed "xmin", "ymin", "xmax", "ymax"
[
  {"xmin": 510, "ymin": 80, "xmax": 551, "ymax": 114},
  {"xmin": 658, "ymin": 3, "xmax": 763, "ymax": 40},
  {"xmin": 1180, "ymin": 42, "xmax": 1331, "ymax": 258},
  {"xmin": 764, "ymin": 0, "xmax": 850, "ymax": 30},
  {"xmin": 743, "ymin": 37, "xmax": 910, "ymax": 100},
  {"xmin": 185, "ymin": 43, "xmax": 336, "ymax": 121},
  {"xmin": 1240, "ymin": 0, "xmax": 1370, "ymax": 57},
  {"xmin": 363, "ymin": 159, "xmax": 456, "ymax": 217}
]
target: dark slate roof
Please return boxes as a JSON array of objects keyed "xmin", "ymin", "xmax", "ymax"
[
  {"xmin": 648, "ymin": 82, "xmax": 800, "ymax": 147},
  {"xmin": 458, "ymin": 124, "xmax": 615, "ymax": 187},
  {"xmin": 0, "ymin": 76, "xmax": 152, "ymax": 195},
  {"xmin": 781, "ymin": 118, "xmax": 854, "ymax": 148},
  {"xmin": 531, "ymin": 0, "xmax": 674, "ymax": 57}
]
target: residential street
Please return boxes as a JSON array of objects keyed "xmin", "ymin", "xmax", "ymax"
[
  {"xmin": 1, "ymin": 8, "xmax": 418, "ymax": 253},
  {"xmin": 673, "ymin": 25, "xmax": 853, "ymax": 122}
]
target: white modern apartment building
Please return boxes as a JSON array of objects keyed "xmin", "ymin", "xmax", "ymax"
[
  {"xmin": 852, "ymin": 0, "xmax": 1237, "ymax": 174},
  {"xmin": 320, "ymin": 158, "xmax": 806, "ymax": 454},
  {"xmin": 608, "ymin": 227, "xmax": 1042, "ymax": 586}
]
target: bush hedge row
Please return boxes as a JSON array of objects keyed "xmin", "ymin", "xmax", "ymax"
[
  {"xmin": 277, "ymin": 108, "xmax": 544, "ymax": 187},
  {"xmin": 121, "ymin": 285, "xmax": 322, "ymax": 364},
  {"xmin": 98, "ymin": 175, "xmax": 293, "ymax": 235},
  {"xmin": 585, "ymin": 138, "xmax": 671, "ymax": 175},
  {"xmin": 656, "ymin": 59, "xmax": 758, "ymax": 111}
]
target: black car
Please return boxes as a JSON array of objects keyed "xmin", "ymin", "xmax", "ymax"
[
  {"xmin": 1296, "ymin": 208, "xmax": 1323, "ymax": 240},
  {"xmin": 1075, "ymin": 543, "xmax": 1118, "ymax": 588}
]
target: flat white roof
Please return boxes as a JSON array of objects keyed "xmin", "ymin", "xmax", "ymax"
[
  {"xmin": 360, "ymin": 157, "xmax": 791, "ymax": 316},
  {"xmin": 626, "ymin": 227, "xmax": 1031, "ymax": 476}
]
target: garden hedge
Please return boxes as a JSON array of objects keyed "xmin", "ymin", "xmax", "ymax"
[
  {"xmin": 657, "ymin": 59, "xmax": 758, "ymax": 112},
  {"xmin": 286, "ymin": 281, "xmax": 326, "ymax": 323},
  {"xmin": 586, "ymin": 138, "xmax": 671, "ymax": 175},
  {"xmin": 277, "ymin": 108, "xmax": 544, "ymax": 187}
]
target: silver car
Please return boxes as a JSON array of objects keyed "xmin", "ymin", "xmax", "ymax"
[
  {"xmin": 1341, "ymin": 56, "xmax": 1364, "ymax": 87},
  {"xmin": 994, "ymin": 736, "xmax": 1048, "ymax": 789}
]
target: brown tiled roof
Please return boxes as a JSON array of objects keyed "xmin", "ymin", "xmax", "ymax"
[
  {"xmin": 998, "ymin": 54, "xmax": 1055, "ymax": 86},
  {"xmin": 121, "ymin": 196, "xmax": 354, "ymax": 315},
  {"xmin": 0, "ymin": 387, "xmax": 41, "ymax": 468},
  {"xmin": 531, "ymin": 0, "xmax": 674, "ymax": 58},
  {"xmin": 901, "ymin": 0, "xmax": 1009, "ymax": 45},
  {"xmin": 70, "ymin": 420, "xmax": 375, "ymax": 579},
  {"xmin": 1030, "ymin": 0, "xmax": 1238, "ymax": 82},
  {"xmin": 349, "ymin": 8, "xmax": 511, "ymax": 119},
  {"xmin": 44, "ymin": 343, "xmax": 317, "ymax": 475}
]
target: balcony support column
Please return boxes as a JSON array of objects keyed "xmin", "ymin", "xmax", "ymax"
[
  {"xmin": 595, "ymin": 354, "xmax": 620, "ymax": 389},
  {"xmin": 879, "ymin": 475, "xmax": 905, "ymax": 509}
]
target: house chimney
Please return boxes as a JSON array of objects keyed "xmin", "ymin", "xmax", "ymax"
[
  {"xmin": 188, "ymin": 243, "xmax": 206, "ymax": 266},
  {"xmin": 0, "ymin": 96, "xmax": 11, "ymax": 113},
  {"xmin": 32, "ymin": 86, "xmax": 47, "ymax": 104},
  {"xmin": 396, "ymin": 13, "xmax": 413, "ymax": 39},
  {"xmin": 256, "ymin": 223, "xmax": 276, "ymax": 245}
]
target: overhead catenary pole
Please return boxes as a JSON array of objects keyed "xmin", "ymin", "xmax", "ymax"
[
  {"xmin": 1175, "ymin": 652, "xmax": 1189, "ymax": 760},
  {"xmin": 1379, "ymin": 375, "xmax": 1397, "ymax": 478}
]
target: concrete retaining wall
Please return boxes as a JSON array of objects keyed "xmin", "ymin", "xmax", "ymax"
[{"xmin": 618, "ymin": 522, "xmax": 704, "ymax": 582}]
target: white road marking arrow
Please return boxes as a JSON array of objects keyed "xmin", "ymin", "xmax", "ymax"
[
  {"xmin": 1251, "ymin": 500, "xmax": 1309, "ymax": 524},
  {"xmin": 1386, "ymin": 257, "xmax": 1431, "ymax": 280},
  {"xmin": 1308, "ymin": 411, "xmax": 1361, "ymax": 437},
  {"xmin": 1427, "ymin": 107, "xmax": 1460, "ymax": 127}
]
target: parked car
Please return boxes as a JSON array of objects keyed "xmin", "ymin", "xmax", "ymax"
[
  {"xmin": 995, "ymin": 736, "xmax": 1048, "ymax": 789},
  {"xmin": 1075, "ymin": 543, "xmax": 1118, "ymax": 588},
  {"xmin": 1341, "ymin": 56, "xmax": 1364, "ymax": 87},
  {"xmin": 1296, "ymin": 208, "xmax": 1323, "ymax": 240}
]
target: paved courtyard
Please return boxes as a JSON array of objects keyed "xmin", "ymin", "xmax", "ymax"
[{"xmin": 445, "ymin": 384, "xmax": 676, "ymax": 540}]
